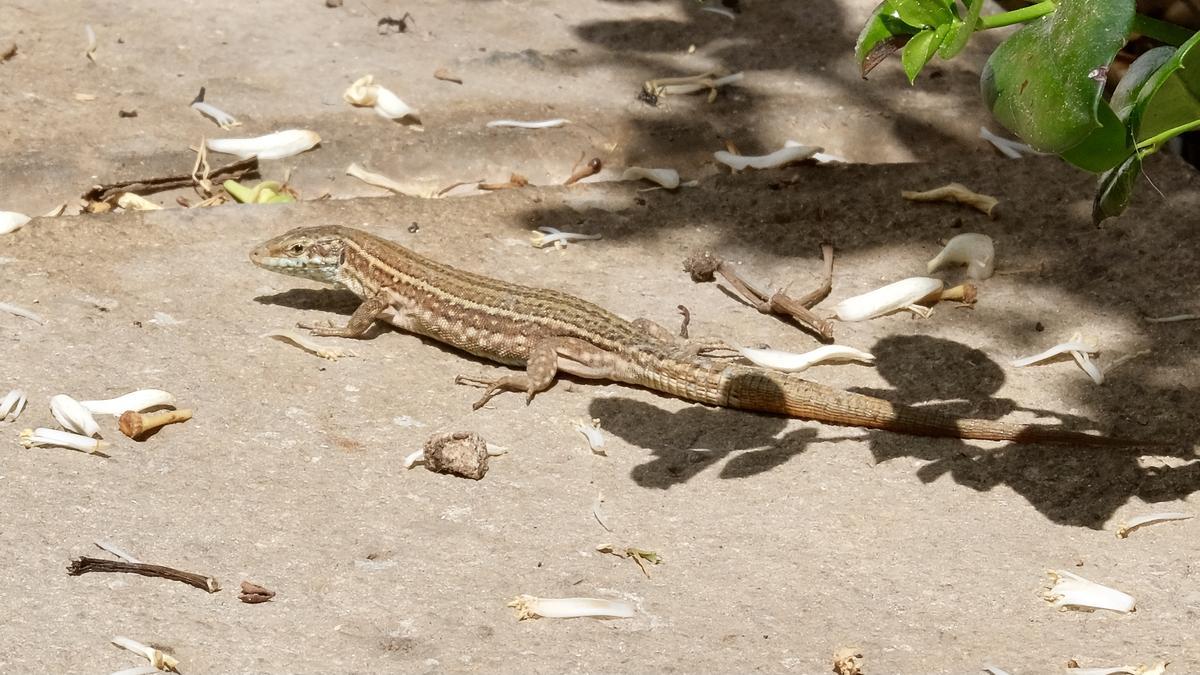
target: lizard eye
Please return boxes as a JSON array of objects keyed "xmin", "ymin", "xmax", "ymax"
[{"xmin": 288, "ymin": 243, "xmax": 305, "ymax": 255}]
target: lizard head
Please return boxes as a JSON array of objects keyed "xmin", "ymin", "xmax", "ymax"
[{"xmin": 249, "ymin": 226, "xmax": 348, "ymax": 285}]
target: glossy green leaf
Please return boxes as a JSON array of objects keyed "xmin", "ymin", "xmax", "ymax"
[
  {"xmin": 902, "ymin": 27, "xmax": 947, "ymax": 84},
  {"xmin": 1058, "ymin": 100, "xmax": 1132, "ymax": 172},
  {"xmin": 939, "ymin": 0, "xmax": 983, "ymax": 59},
  {"xmin": 856, "ymin": 1, "xmax": 920, "ymax": 77},
  {"xmin": 1111, "ymin": 46, "xmax": 1175, "ymax": 120},
  {"xmin": 1092, "ymin": 152, "xmax": 1141, "ymax": 225},
  {"xmin": 981, "ymin": 0, "xmax": 1135, "ymax": 154},
  {"xmin": 890, "ymin": 0, "xmax": 953, "ymax": 28},
  {"xmin": 1130, "ymin": 29, "xmax": 1200, "ymax": 150}
]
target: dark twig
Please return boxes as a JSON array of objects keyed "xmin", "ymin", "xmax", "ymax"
[
  {"xmin": 682, "ymin": 247, "xmax": 836, "ymax": 341},
  {"xmin": 83, "ymin": 157, "xmax": 259, "ymax": 203},
  {"xmin": 67, "ymin": 556, "xmax": 220, "ymax": 593}
]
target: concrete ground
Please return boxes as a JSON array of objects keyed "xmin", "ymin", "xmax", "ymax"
[{"xmin": 2, "ymin": 1, "xmax": 1198, "ymax": 674}]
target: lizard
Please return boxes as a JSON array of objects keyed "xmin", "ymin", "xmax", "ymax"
[{"xmin": 249, "ymin": 225, "xmax": 1147, "ymax": 446}]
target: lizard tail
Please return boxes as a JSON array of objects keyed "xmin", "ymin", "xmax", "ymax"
[{"xmin": 721, "ymin": 367, "xmax": 1150, "ymax": 447}]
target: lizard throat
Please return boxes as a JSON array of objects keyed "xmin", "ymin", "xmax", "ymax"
[{"xmin": 255, "ymin": 255, "xmax": 343, "ymax": 285}]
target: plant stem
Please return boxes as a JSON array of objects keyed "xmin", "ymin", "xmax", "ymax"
[
  {"xmin": 1136, "ymin": 118, "xmax": 1200, "ymax": 151},
  {"xmin": 976, "ymin": 1, "xmax": 1055, "ymax": 30},
  {"xmin": 1130, "ymin": 14, "xmax": 1194, "ymax": 47}
]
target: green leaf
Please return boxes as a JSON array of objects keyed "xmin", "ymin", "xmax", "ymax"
[
  {"xmin": 981, "ymin": 0, "xmax": 1135, "ymax": 155},
  {"xmin": 1111, "ymin": 46, "xmax": 1175, "ymax": 120},
  {"xmin": 1092, "ymin": 152, "xmax": 1141, "ymax": 225},
  {"xmin": 1130, "ymin": 29, "xmax": 1200, "ymax": 150},
  {"xmin": 890, "ymin": 0, "xmax": 954, "ymax": 27},
  {"xmin": 856, "ymin": 1, "xmax": 920, "ymax": 77},
  {"xmin": 1058, "ymin": 100, "xmax": 1132, "ymax": 172},
  {"xmin": 939, "ymin": 0, "xmax": 983, "ymax": 59},
  {"xmin": 902, "ymin": 25, "xmax": 948, "ymax": 84}
]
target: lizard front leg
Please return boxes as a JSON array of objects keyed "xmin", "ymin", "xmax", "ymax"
[
  {"xmin": 455, "ymin": 337, "xmax": 616, "ymax": 410},
  {"xmin": 302, "ymin": 291, "xmax": 390, "ymax": 338}
]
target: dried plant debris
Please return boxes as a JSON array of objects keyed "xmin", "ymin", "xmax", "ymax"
[
  {"xmin": 927, "ymin": 233, "xmax": 995, "ymax": 280},
  {"xmin": 238, "ymin": 580, "xmax": 276, "ymax": 604},
  {"xmin": 833, "ymin": 277, "xmax": 944, "ymax": 322},
  {"xmin": 833, "ymin": 648, "xmax": 864, "ymax": 675},
  {"xmin": 1043, "ymin": 570, "xmax": 1135, "ymax": 613},
  {"xmin": 83, "ymin": 157, "xmax": 258, "ymax": 203},
  {"xmin": 0, "ymin": 211, "xmax": 31, "ymax": 235},
  {"xmin": 68, "ymin": 556, "xmax": 220, "ymax": 593},
  {"xmin": 206, "ymin": 130, "xmax": 320, "ymax": 160},
  {"xmin": 420, "ymin": 431, "xmax": 491, "ymax": 480},
  {"xmin": 714, "ymin": 140, "xmax": 820, "ymax": 171},
  {"xmin": 111, "ymin": 636, "xmax": 180, "ymax": 673},
  {"xmin": 486, "ymin": 118, "xmax": 569, "ymax": 129},
  {"xmin": 263, "ymin": 331, "xmax": 357, "ymax": 360},
  {"xmin": 903, "ymin": 182, "xmax": 999, "ymax": 218},
  {"xmin": 190, "ymin": 86, "xmax": 240, "ymax": 129},
  {"xmin": 20, "ymin": 428, "xmax": 110, "ymax": 457},
  {"xmin": 82, "ymin": 389, "xmax": 176, "ymax": 416},
  {"xmin": 596, "ymin": 544, "xmax": 662, "ymax": 577},
  {"xmin": 118, "ymin": 408, "xmax": 192, "ymax": 440},
  {"xmin": 344, "ymin": 75, "xmax": 420, "ymax": 122},
  {"xmin": 508, "ymin": 595, "xmax": 635, "ymax": 620},
  {"xmin": 1116, "ymin": 512, "xmax": 1192, "ymax": 538},
  {"xmin": 433, "ymin": 67, "xmax": 463, "ymax": 84},
  {"xmin": 0, "ymin": 301, "xmax": 45, "ymax": 324},
  {"xmin": 682, "ymin": 246, "xmax": 835, "ymax": 340},
  {"xmin": 1, "ymin": 389, "xmax": 27, "ymax": 422},
  {"xmin": 644, "ymin": 69, "xmax": 743, "ymax": 102},
  {"xmin": 738, "ymin": 345, "xmax": 874, "ymax": 373}
]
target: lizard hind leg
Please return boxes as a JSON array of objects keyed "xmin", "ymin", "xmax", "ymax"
[{"xmin": 454, "ymin": 337, "xmax": 615, "ymax": 409}]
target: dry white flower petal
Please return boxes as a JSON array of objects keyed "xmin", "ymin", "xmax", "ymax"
[
  {"xmin": 620, "ymin": 167, "xmax": 680, "ymax": 189},
  {"xmin": 0, "ymin": 301, "xmax": 44, "ymax": 324},
  {"xmin": 714, "ymin": 140, "xmax": 820, "ymax": 171},
  {"xmin": 927, "ymin": 233, "xmax": 995, "ymax": 280},
  {"xmin": 19, "ymin": 427, "xmax": 110, "ymax": 455},
  {"xmin": 206, "ymin": 129, "xmax": 321, "ymax": 160},
  {"xmin": 343, "ymin": 74, "xmax": 420, "ymax": 121},
  {"xmin": 1010, "ymin": 341, "xmax": 1098, "ymax": 367},
  {"xmin": 94, "ymin": 539, "xmax": 141, "ymax": 563},
  {"xmin": 486, "ymin": 118, "xmax": 568, "ymax": 129},
  {"xmin": 191, "ymin": 100, "xmax": 240, "ymax": 129},
  {"xmin": 574, "ymin": 418, "xmax": 606, "ymax": 455},
  {"xmin": 1043, "ymin": 570, "xmax": 1135, "ymax": 613},
  {"xmin": 111, "ymin": 636, "xmax": 180, "ymax": 673},
  {"xmin": 116, "ymin": 193, "xmax": 162, "ymax": 211},
  {"xmin": 1, "ymin": 389, "xmax": 27, "ymax": 422},
  {"xmin": 0, "ymin": 211, "xmax": 31, "ymax": 235},
  {"xmin": 50, "ymin": 394, "xmax": 102, "ymax": 437},
  {"xmin": 981, "ymin": 666, "xmax": 1012, "ymax": 675},
  {"xmin": 1117, "ymin": 512, "xmax": 1192, "ymax": 538},
  {"xmin": 834, "ymin": 277, "xmax": 944, "ymax": 322},
  {"xmin": 81, "ymin": 389, "xmax": 176, "ymax": 416},
  {"xmin": 508, "ymin": 594, "xmax": 635, "ymax": 620},
  {"xmin": 738, "ymin": 345, "xmax": 875, "ymax": 372},
  {"xmin": 530, "ymin": 227, "xmax": 601, "ymax": 249},
  {"xmin": 1069, "ymin": 665, "xmax": 1167, "ymax": 675}
]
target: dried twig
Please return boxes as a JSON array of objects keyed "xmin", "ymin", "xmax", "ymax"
[
  {"xmin": 478, "ymin": 174, "xmax": 529, "ymax": 191},
  {"xmin": 67, "ymin": 556, "xmax": 220, "ymax": 593},
  {"xmin": 564, "ymin": 158, "xmax": 602, "ymax": 186},
  {"xmin": 683, "ymin": 245, "xmax": 836, "ymax": 341},
  {"xmin": 83, "ymin": 157, "xmax": 258, "ymax": 203}
]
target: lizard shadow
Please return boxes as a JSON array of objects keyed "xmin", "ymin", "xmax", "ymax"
[
  {"xmin": 855, "ymin": 335, "xmax": 1195, "ymax": 529},
  {"xmin": 597, "ymin": 334, "xmax": 1198, "ymax": 528},
  {"xmin": 589, "ymin": 395, "xmax": 850, "ymax": 488}
]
